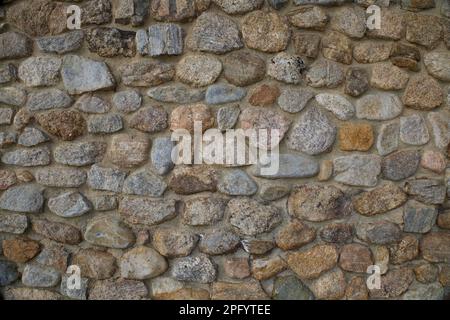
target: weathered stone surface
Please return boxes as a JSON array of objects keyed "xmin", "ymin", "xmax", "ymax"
[
  {"xmin": 438, "ymin": 212, "xmax": 450, "ymax": 229},
  {"xmin": 205, "ymin": 83, "xmax": 246, "ymax": 104},
  {"xmin": 84, "ymin": 216, "xmax": 135, "ymax": 249},
  {"xmin": 34, "ymin": 240, "xmax": 69, "ymax": 272},
  {"xmin": 91, "ymin": 195, "xmax": 118, "ymax": 212},
  {"xmin": 251, "ymin": 154, "xmax": 319, "ymax": 179},
  {"xmin": 356, "ymin": 93, "xmax": 403, "ymax": 120},
  {"xmin": 217, "ymin": 105, "xmax": 240, "ymax": 130},
  {"xmin": 26, "ymin": 89, "xmax": 72, "ymax": 112},
  {"xmin": 405, "ymin": 13, "xmax": 442, "ymax": 49},
  {"xmin": 353, "ymin": 183, "xmax": 407, "ymax": 216},
  {"xmin": 370, "ymin": 268, "xmax": 414, "ymax": 298},
  {"xmin": 18, "ymin": 56, "xmax": 61, "ymax": 88},
  {"xmin": 87, "ymin": 165, "xmax": 127, "ymax": 192},
  {"xmin": 146, "ymin": 23, "xmax": 183, "ymax": 57},
  {"xmin": 113, "ymin": 90, "xmax": 141, "ymax": 113},
  {"xmin": 389, "ymin": 235, "xmax": 419, "ymax": 264},
  {"xmin": 120, "ymin": 246, "xmax": 167, "ymax": 280},
  {"xmin": 129, "ymin": 106, "xmax": 168, "ymax": 133},
  {"xmin": 115, "ymin": 0, "xmax": 150, "ymax": 26},
  {"xmin": 428, "ymin": 112, "xmax": 450, "ymax": 149},
  {"xmin": 0, "ymin": 260, "xmax": 19, "ymax": 286},
  {"xmin": 310, "ymin": 269, "xmax": 346, "ymax": 300},
  {"xmin": 370, "ymin": 63, "xmax": 409, "ymax": 91},
  {"xmin": 0, "ymin": 108, "xmax": 13, "ymax": 125},
  {"xmin": 108, "ymin": 134, "xmax": 150, "ymax": 168},
  {"xmin": 420, "ymin": 232, "xmax": 450, "ymax": 262},
  {"xmin": 278, "ymin": 88, "xmax": 314, "ymax": 113},
  {"xmin": 223, "ymin": 51, "xmax": 266, "ymax": 86},
  {"xmin": 333, "ymin": 154, "xmax": 381, "ymax": 187},
  {"xmin": 0, "ymin": 87, "xmax": 27, "ymax": 107},
  {"xmin": 414, "ymin": 263, "xmax": 438, "ymax": 283},
  {"xmin": 72, "ymin": 249, "xmax": 117, "ymax": 280},
  {"xmin": 119, "ymin": 197, "xmax": 177, "ymax": 226},
  {"xmin": 252, "ymin": 255, "xmax": 286, "ymax": 280},
  {"xmin": 1, "ymin": 147, "xmax": 51, "ymax": 167},
  {"xmin": 403, "ymin": 74, "xmax": 444, "ymax": 110},
  {"xmin": 320, "ymin": 223, "xmax": 353, "ymax": 243},
  {"xmin": 153, "ymin": 228, "xmax": 198, "ymax": 258},
  {"xmin": 88, "ymin": 114, "xmax": 123, "ymax": 134},
  {"xmin": 241, "ymin": 239, "xmax": 274, "ymax": 255},
  {"xmin": 22, "ymin": 264, "xmax": 60, "ymax": 288},
  {"xmin": 218, "ymin": 169, "xmax": 257, "ymax": 196},
  {"xmin": 306, "ymin": 59, "xmax": 345, "ymax": 88},
  {"xmin": 48, "ymin": 192, "xmax": 91, "ymax": 218},
  {"xmin": 390, "ymin": 42, "xmax": 421, "ymax": 71},
  {"xmin": 272, "ymin": 275, "xmax": 314, "ymax": 300},
  {"xmin": 382, "ymin": 150, "xmax": 421, "ymax": 181},
  {"xmin": 223, "ymin": 257, "xmax": 250, "ymax": 279},
  {"xmin": 80, "ymin": 0, "xmax": 113, "ymax": 26},
  {"xmin": 322, "ymin": 31, "xmax": 353, "ymax": 65},
  {"xmin": 2, "ymin": 238, "xmax": 40, "ymax": 263},
  {"xmin": 169, "ymin": 166, "xmax": 217, "ymax": 194},
  {"xmin": 353, "ymin": 42, "xmax": 392, "ymax": 63},
  {"xmin": 345, "ymin": 276, "xmax": 368, "ymax": 300},
  {"xmin": 287, "ymin": 244, "xmax": 338, "ymax": 280},
  {"xmin": 424, "ymin": 51, "xmax": 450, "ymax": 82},
  {"xmin": 292, "ymin": 32, "xmax": 321, "ymax": 58},
  {"xmin": 61, "ymin": 55, "xmax": 115, "ymax": 94},
  {"xmin": 172, "ymin": 254, "xmax": 217, "ymax": 283},
  {"xmin": 120, "ymin": 60, "xmax": 175, "ymax": 87},
  {"xmin": 0, "ymin": 170, "xmax": 16, "ymax": 191},
  {"xmin": 151, "ymin": 137, "xmax": 175, "ymax": 175},
  {"xmin": 75, "ymin": 94, "xmax": 111, "ymax": 114},
  {"xmin": 404, "ymin": 178, "xmax": 446, "ymax": 205},
  {"xmin": 275, "ymin": 219, "xmax": 316, "ymax": 250},
  {"xmin": 211, "ymin": 281, "xmax": 268, "ymax": 300},
  {"xmin": 249, "ymin": 84, "xmax": 280, "ymax": 106},
  {"xmin": 267, "ymin": 53, "xmax": 305, "ymax": 84},
  {"xmin": 228, "ymin": 198, "xmax": 281, "ymax": 236},
  {"xmin": 213, "ymin": 0, "xmax": 263, "ymax": 14},
  {"xmin": 288, "ymin": 6, "xmax": 328, "ymax": 30},
  {"xmin": 377, "ymin": 121, "xmax": 399, "ymax": 156},
  {"xmin": 339, "ymin": 123, "xmax": 374, "ymax": 151},
  {"xmin": 54, "ymin": 141, "xmax": 106, "ymax": 166},
  {"xmin": 182, "ymin": 197, "xmax": 227, "ymax": 226},
  {"xmin": 199, "ymin": 229, "xmax": 240, "ymax": 255},
  {"xmin": 150, "ymin": 0, "xmax": 210, "ymax": 22},
  {"xmin": 36, "ymin": 110, "xmax": 85, "ymax": 141},
  {"xmin": 0, "ymin": 32, "xmax": 33, "ymax": 60},
  {"xmin": 170, "ymin": 104, "xmax": 214, "ymax": 133},
  {"xmin": 89, "ymin": 279, "xmax": 148, "ymax": 300},
  {"xmin": 288, "ymin": 185, "xmax": 349, "ymax": 222},
  {"xmin": 0, "ymin": 213, "xmax": 28, "ymax": 234},
  {"xmin": 60, "ymin": 275, "xmax": 88, "ymax": 300},
  {"xmin": 239, "ymin": 107, "xmax": 290, "ymax": 149},
  {"xmin": 32, "ymin": 219, "xmax": 81, "ymax": 245},
  {"xmin": 3, "ymin": 287, "xmax": 62, "ymax": 300},
  {"xmin": 287, "ymin": 106, "xmax": 336, "ymax": 155},
  {"xmin": 357, "ymin": 221, "xmax": 402, "ymax": 245},
  {"xmin": 187, "ymin": 12, "xmax": 243, "ymax": 53},
  {"xmin": 268, "ymin": 0, "xmax": 289, "ymax": 9},
  {"xmin": 367, "ymin": 9, "xmax": 405, "ymax": 40},
  {"xmin": 37, "ymin": 31, "xmax": 84, "ymax": 54},
  {"xmin": 400, "ymin": 115, "xmax": 429, "ymax": 145},
  {"xmin": 403, "ymin": 283, "xmax": 444, "ymax": 300},
  {"xmin": 242, "ymin": 11, "xmax": 289, "ymax": 53},
  {"xmin": 0, "ymin": 184, "xmax": 44, "ymax": 213},
  {"xmin": 339, "ymin": 243, "xmax": 373, "ymax": 273},
  {"xmin": 123, "ymin": 170, "xmax": 167, "ymax": 197},
  {"xmin": 176, "ymin": 54, "xmax": 221, "ymax": 87},
  {"xmin": 148, "ymin": 84, "xmax": 205, "ymax": 104},
  {"xmin": 421, "ymin": 150, "xmax": 446, "ymax": 173},
  {"xmin": 331, "ymin": 6, "xmax": 366, "ymax": 38},
  {"xmin": 315, "ymin": 93, "xmax": 354, "ymax": 120}
]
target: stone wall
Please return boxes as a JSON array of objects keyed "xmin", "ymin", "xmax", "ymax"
[{"xmin": 0, "ymin": 0, "xmax": 449, "ymax": 300}]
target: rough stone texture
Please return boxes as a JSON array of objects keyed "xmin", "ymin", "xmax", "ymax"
[
  {"xmin": 0, "ymin": 0, "xmax": 448, "ymax": 301},
  {"xmin": 242, "ymin": 11, "xmax": 290, "ymax": 53},
  {"xmin": 187, "ymin": 12, "xmax": 243, "ymax": 53},
  {"xmin": 287, "ymin": 244, "xmax": 338, "ymax": 280}
]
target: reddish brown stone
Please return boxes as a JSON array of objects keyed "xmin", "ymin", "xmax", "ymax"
[
  {"xmin": 36, "ymin": 110, "xmax": 85, "ymax": 141},
  {"xmin": 2, "ymin": 238, "xmax": 40, "ymax": 263},
  {"xmin": 339, "ymin": 243, "xmax": 373, "ymax": 273},
  {"xmin": 287, "ymin": 244, "xmax": 338, "ymax": 280},
  {"xmin": 170, "ymin": 104, "xmax": 214, "ymax": 133},
  {"xmin": 248, "ymin": 84, "xmax": 280, "ymax": 106},
  {"xmin": 275, "ymin": 219, "xmax": 316, "ymax": 251},
  {"xmin": 32, "ymin": 219, "xmax": 81, "ymax": 245}
]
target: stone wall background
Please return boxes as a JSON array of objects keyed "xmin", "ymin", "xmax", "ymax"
[{"xmin": 0, "ymin": 0, "xmax": 450, "ymax": 300}]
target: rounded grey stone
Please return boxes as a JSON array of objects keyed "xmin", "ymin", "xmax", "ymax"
[
  {"xmin": 48, "ymin": 191, "xmax": 92, "ymax": 218},
  {"xmin": 151, "ymin": 137, "xmax": 175, "ymax": 175},
  {"xmin": 218, "ymin": 169, "xmax": 258, "ymax": 196},
  {"xmin": 87, "ymin": 114, "xmax": 123, "ymax": 134},
  {"xmin": 18, "ymin": 56, "xmax": 61, "ymax": 87},
  {"xmin": 400, "ymin": 115, "xmax": 430, "ymax": 146},
  {"xmin": 123, "ymin": 170, "xmax": 167, "ymax": 197},
  {"xmin": 251, "ymin": 154, "xmax": 319, "ymax": 179},
  {"xmin": 205, "ymin": 83, "xmax": 246, "ymax": 105},
  {"xmin": 199, "ymin": 229, "xmax": 240, "ymax": 255},
  {"xmin": 0, "ymin": 260, "xmax": 19, "ymax": 286},
  {"xmin": 112, "ymin": 90, "xmax": 142, "ymax": 113},
  {"xmin": 22, "ymin": 264, "xmax": 60, "ymax": 288},
  {"xmin": 26, "ymin": 89, "xmax": 72, "ymax": 111},
  {"xmin": 1, "ymin": 147, "xmax": 51, "ymax": 166},
  {"xmin": 277, "ymin": 88, "xmax": 314, "ymax": 113},
  {"xmin": 18, "ymin": 127, "xmax": 49, "ymax": 147},
  {"xmin": 382, "ymin": 150, "xmax": 420, "ymax": 181},
  {"xmin": 37, "ymin": 31, "xmax": 85, "ymax": 54},
  {"xmin": 54, "ymin": 141, "xmax": 106, "ymax": 166}
]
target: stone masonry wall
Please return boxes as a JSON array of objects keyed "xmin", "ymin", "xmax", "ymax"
[{"xmin": 0, "ymin": 0, "xmax": 450, "ymax": 300}]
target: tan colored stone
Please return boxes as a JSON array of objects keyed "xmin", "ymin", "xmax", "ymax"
[
  {"xmin": 169, "ymin": 166, "xmax": 217, "ymax": 195},
  {"xmin": 414, "ymin": 263, "xmax": 438, "ymax": 283},
  {"xmin": 437, "ymin": 212, "xmax": 450, "ymax": 229},
  {"xmin": 275, "ymin": 219, "xmax": 316, "ymax": 251},
  {"xmin": 224, "ymin": 257, "xmax": 250, "ymax": 279},
  {"xmin": 403, "ymin": 74, "xmax": 444, "ymax": 110},
  {"xmin": 339, "ymin": 123, "xmax": 374, "ymax": 151},
  {"xmin": 310, "ymin": 269, "xmax": 346, "ymax": 300},
  {"xmin": 211, "ymin": 281, "xmax": 268, "ymax": 300},
  {"xmin": 389, "ymin": 235, "xmax": 419, "ymax": 264},
  {"xmin": 2, "ymin": 238, "xmax": 40, "ymax": 263},
  {"xmin": 420, "ymin": 232, "xmax": 450, "ymax": 263},
  {"xmin": 353, "ymin": 183, "xmax": 407, "ymax": 216},
  {"xmin": 251, "ymin": 255, "xmax": 286, "ymax": 281},
  {"xmin": 108, "ymin": 134, "xmax": 150, "ymax": 168},
  {"xmin": 318, "ymin": 160, "xmax": 333, "ymax": 181},
  {"xmin": 345, "ymin": 276, "xmax": 368, "ymax": 300},
  {"xmin": 339, "ymin": 243, "xmax": 373, "ymax": 273},
  {"xmin": 287, "ymin": 244, "xmax": 338, "ymax": 280},
  {"xmin": 322, "ymin": 31, "xmax": 352, "ymax": 65},
  {"xmin": 72, "ymin": 249, "xmax": 117, "ymax": 280},
  {"xmin": 170, "ymin": 104, "xmax": 214, "ymax": 133},
  {"xmin": 370, "ymin": 63, "xmax": 409, "ymax": 90},
  {"xmin": 353, "ymin": 42, "xmax": 392, "ymax": 63}
]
